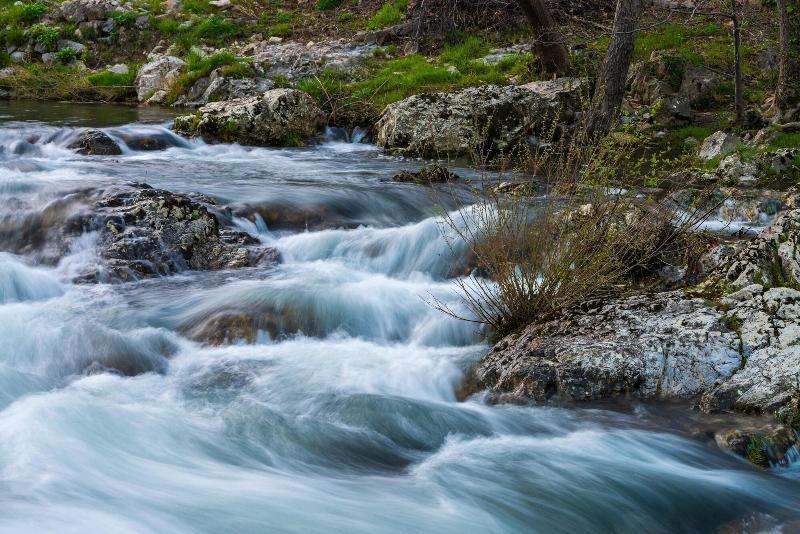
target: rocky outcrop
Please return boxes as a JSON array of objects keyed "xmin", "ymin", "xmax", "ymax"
[
  {"xmin": 375, "ymin": 84, "xmax": 558, "ymax": 157},
  {"xmin": 475, "ymin": 292, "xmax": 743, "ymax": 402},
  {"xmin": 698, "ymin": 131, "xmax": 741, "ymax": 161},
  {"xmin": 391, "ymin": 164, "xmax": 460, "ymax": 184},
  {"xmin": 177, "ymin": 69, "xmax": 273, "ymax": 107},
  {"xmin": 172, "ymin": 89, "xmax": 326, "ymax": 146},
  {"xmin": 239, "ymin": 39, "xmax": 377, "ymax": 81},
  {"xmin": 0, "ymin": 183, "xmax": 278, "ymax": 282},
  {"xmin": 475, "ymin": 193, "xmax": 800, "ymax": 421},
  {"xmin": 134, "ymin": 56, "xmax": 185, "ymax": 104},
  {"xmin": 66, "ymin": 128, "xmax": 122, "ymax": 155},
  {"xmin": 628, "ymin": 51, "xmax": 719, "ymax": 121}
]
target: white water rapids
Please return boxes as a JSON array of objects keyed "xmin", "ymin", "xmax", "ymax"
[{"xmin": 0, "ymin": 102, "xmax": 798, "ymax": 533}]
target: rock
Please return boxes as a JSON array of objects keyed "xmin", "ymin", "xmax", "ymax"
[
  {"xmin": 761, "ymin": 148, "xmax": 800, "ymax": 173},
  {"xmin": 66, "ymin": 129, "xmax": 123, "ymax": 155},
  {"xmin": 240, "ymin": 40, "xmax": 377, "ymax": 81},
  {"xmin": 134, "ymin": 55, "xmax": 185, "ymax": 103},
  {"xmin": 55, "ymin": 0, "xmax": 120, "ymax": 22},
  {"xmin": 268, "ymin": 36, "xmax": 282, "ymax": 44},
  {"xmin": 135, "ymin": 15, "xmax": 149, "ymax": 29},
  {"xmin": 172, "ymin": 89, "xmax": 326, "ymax": 146},
  {"xmin": 183, "ymin": 68, "xmax": 273, "ymax": 107},
  {"xmin": 715, "ymin": 425, "xmax": 798, "ymax": 467},
  {"xmin": 391, "ymin": 164, "xmax": 460, "ymax": 184},
  {"xmin": 717, "ymin": 154, "xmax": 759, "ymax": 186},
  {"xmin": 209, "ymin": 0, "xmax": 230, "ymax": 7},
  {"xmin": 475, "ymin": 292, "xmax": 743, "ymax": 402},
  {"xmin": 41, "ymin": 53, "xmax": 57, "ymax": 64},
  {"xmin": 10, "ymin": 51, "xmax": 25, "ymax": 63},
  {"xmin": 107, "ymin": 63, "xmax": 129, "ymax": 75},
  {"xmin": 375, "ymin": 84, "xmax": 551, "ymax": 157},
  {"xmin": 57, "ymin": 39, "xmax": 85, "ymax": 54},
  {"xmin": 519, "ymin": 77, "xmax": 586, "ymax": 116},
  {"xmin": 0, "ymin": 67, "xmax": 14, "ymax": 79},
  {"xmin": 698, "ymin": 131, "xmax": 741, "ymax": 161}
]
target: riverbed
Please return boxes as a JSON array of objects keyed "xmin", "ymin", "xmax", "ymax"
[{"xmin": 0, "ymin": 101, "xmax": 798, "ymax": 533}]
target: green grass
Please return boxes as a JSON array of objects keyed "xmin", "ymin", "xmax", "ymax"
[
  {"xmin": 87, "ymin": 67, "xmax": 136, "ymax": 87},
  {"xmin": 269, "ymin": 22, "xmax": 293, "ymax": 37},
  {"xmin": 55, "ymin": 47, "xmax": 78, "ymax": 64},
  {"xmin": 366, "ymin": 0, "xmax": 407, "ymax": 30},
  {"xmin": 671, "ymin": 125, "xmax": 715, "ymax": 142},
  {"xmin": 769, "ymin": 133, "xmax": 800, "ymax": 149},
  {"xmin": 191, "ymin": 15, "xmax": 242, "ymax": 41},
  {"xmin": 182, "ymin": 0, "xmax": 212, "ymax": 14}
]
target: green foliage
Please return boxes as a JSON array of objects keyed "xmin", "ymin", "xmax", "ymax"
[
  {"xmin": 634, "ymin": 24, "xmax": 686, "ymax": 59},
  {"xmin": 769, "ymin": 133, "xmax": 800, "ymax": 149},
  {"xmin": 261, "ymin": 10, "xmax": 294, "ymax": 24},
  {"xmin": 271, "ymin": 74, "xmax": 289, "ymax": 87},
  {"xmin": 746, "ymin": 436, "xmax": 769, "ymax": 467},
  {"xmin": 167, "ymin": 49, "xmax": 244, "ymax": 101},
  {"xmin": 366, "ymin": 0, "xmax": 407, "ymax": 30},
  {"xmin": 317, "ymin": 0, "xmax": 340, "ymax": 10},
  {"xmin": 672, "ymin": 125, "xmax": 714, "ymax": 142},
  {"xmin": 155, "ymin": 16, "xmax": 181, "ymax": 34},
  {"xmin": 111, "ymin": 10, "xmax": 136, "ymax": 27},
  {"xmin": 1, "ymin": 26, "xmax": 26, "ymax": 47},
  {"xmin": 30, "ymin": 23, "xmax": 61, "ymax": 51},
  {"xmin": 0, "ymin": 1, "xmax": 47, "ymax": 27},
  {"xmin": 192, "ymin": 15, "xmax": 241, "ymax": 40},
  {"xmin": 54, "ymin": 47, "xmax": 78, "ymax": 64},
  {"xmin": 0, "ymin": 50, "xmax": 10, "ymax": 69},
  {"xmin": 336, "ymin": 11, "xmax": 354, "ymax": 23}
]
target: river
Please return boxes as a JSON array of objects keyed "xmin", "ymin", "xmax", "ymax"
[{"xmin": 0, "ymin": 101, "xmax": 798, "ymax": 533}]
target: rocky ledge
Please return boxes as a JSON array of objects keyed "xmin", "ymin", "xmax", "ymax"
[{"xmin": 473, "ymin": 193, "xmax": 800, "ymax": 462}]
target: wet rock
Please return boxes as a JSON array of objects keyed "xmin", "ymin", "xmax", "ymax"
[
  {"xmin": 715, "ymin": 425, "xmax": 799, "ymax": 467},
  {"xmin": 66, "ymin": 128, "xmax": 122, "ymax": 155},
  {"xmin": 391, "ymin": 164, "xmax": 460, "ymax": 184},
  {"xmin": 134, "ymin": 55, "xmax": 185, "ymax": 103},
  {"xmin": 116, "ymin": 132, "xmax": 172, "ymax": 151},
  {"xmin": 375, "ymin": 84, "xmax": 552, "ymax": 157},
  {"xmin": 172, "ymin": 89, "xmax": 326, "ymax": 146},
  {"xmin": 698, "ymin": 131, "xmax": 740, "ymax": 161}
]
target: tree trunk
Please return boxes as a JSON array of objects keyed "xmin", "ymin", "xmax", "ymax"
[
  {"xmin": 731, "ymin": 0, "xmax": 744, "ymax": 124},
  {"xmin": 776, "ymin": 0, "xmax": 800, "ymax": 120},
  {"xmin": 586, "ymin": 0, "xmax": 641, "ymax": 138},
  {"xmin": 514, "ymin": 0, "xmax": 569, "ymax": 75}
]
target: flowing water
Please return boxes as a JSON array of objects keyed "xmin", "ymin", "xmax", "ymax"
[{"xmin": 0, "ymin": 101, "xmax": 799, "ymax": 533}]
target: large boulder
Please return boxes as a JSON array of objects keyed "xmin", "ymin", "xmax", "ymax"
[
  {"xmin": 172, "ymin": 89, "xmax": 326, "ymax": 146},
  {"xmin": 375, "ymin": 84, "xmax": 555, "ymax": 157},
  {"xmin": 240, "ymin": 40, "xmax": 377, "ymax": 81},
  {"xmin": 134, "ymin": 56, "xmax": 185, "ymax": 104},
  {"xmin": 66, "ymin": 128, "xmax": 122, "ymax": 155}
]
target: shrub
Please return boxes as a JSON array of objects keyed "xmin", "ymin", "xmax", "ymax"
[
  {"xmin": 317, "ymin": 0, "xmax": 340, "ymax": 10},
  {"xmin": 436, "ymin": 122, "xmax": 718, "ymax": 339},
  {"xmin": 55, "ymin": 47, "xmax": 78, "ymax": 64},
  {"xmin": 2, "ymin": 26, "xmax": 26, "ymax": 47},
  {"xmin": 111, "ymin": 10, "xmax": 136, "ymax": 27},
  {"xmin": 366, "ymin": 0, "xmax": 407, "ymax": 30},
  {"xmin": 30, "ymin": 23, "xmax": 60, "ymax": 51}
]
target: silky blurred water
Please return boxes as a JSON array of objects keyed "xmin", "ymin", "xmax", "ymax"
[{"xmin": 0, "ymin": 101, "xmax": 798, "ymax": 533}]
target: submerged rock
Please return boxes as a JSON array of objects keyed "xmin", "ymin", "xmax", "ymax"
[
  {"xmin": 392, "ymin": 164, "xmax": 460, "ymax": 184},
  {"xmin": 66, "ymin": 128, "xmax": 122, "ymax": 155},
  {"xmin": 375, "ymin": 84, "xmax": 554, "ymax": 157},
  {"xmin": 172, "ymin": 89, "xmax": 326, "ymax": 146},
  {"xmin": 715, "ymin": 424, "xmax": 799, "ymax": 467}
]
